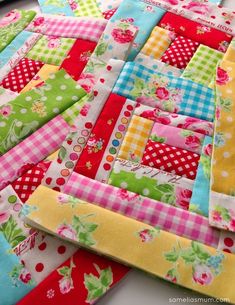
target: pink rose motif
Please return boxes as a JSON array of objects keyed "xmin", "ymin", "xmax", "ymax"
[
  {"xmin": 193, "ymin": 264, "xmax": 213, "ymax": 285},
  {"xmin": 163, "ymin": 0, "xmax": 179, "ymax": 5},
  {"xmin": 0, "ymin": 10, "xmax": 21, "ymax": 28},
  {"xmin": 136, "ymin": 96, "xmax": 156, "ymax": 108},
  {"xmin": 203, "ymin": 144, "xmax": 213, "ymax": 157},
  {"xmin": 155, "ymin": 87, "xmax": 170, "ymax": 101},
  {"xmin": 117, "ymin": 189, "xmax": 130, "ymax": 200},
  {"xmin": 0, "ymin": 211, "xmax": 10, "ymax": 224},
  {"xmin": 141, "ymin": 108, "xmax": 172, "ymax": 124},
  {"xmin": 68, "ymin": 0, "xmax": 78, "ymax": 10},
  {"xmin": 33, "ymin": 17, "xmax": 45, "ymax": 27},
  {"xmin": 19, "ymin": 268, "xmax": 32, "ymax": 284},
  {"xmin": 178, "ymin": 117, "xmax": 213, "ymax": 136},
  {"xmin": 185, "ymin": 135, "xmax": 201, "ymax": 150},
  {"xmin": 175, "ymin": 188, "xmax": 192, "ymax": 210},
  {"xmin": 57, "ymin": 224, "xmax": 77, "ymax": 240},
  {"xmin": 111, "ymin": 28, "xmax": 134, "ymax": 44},
  {"xmin": 184, "ymin": 2, "xmax": 210, "ymax": 15},
  {"xmin": 138, "ymin": 229, "xmax": 153, "ymax": 242},
  {"xmin": 47, "ymin": 37, "xmax": 61, "ymax": 49},
  {"xmin": 216, "ymin": 67, "xmax": 230, "ymax": 86},
  {"xmin": 57, "ymin": 194, "xmax": 70, "ymax": 204},
  {"xmin": 59, "ymin": 277, "xmax": 73, "ymax": 294},
  {"xmin": 77, "ymin": 73, "xmax": 95, "ymax": 93},
  {"xmin": 166, "ymin": 272, "xmax": 177, "ymax": 283},
  {"xmin": 212, "ymin": 210, "xmax": 222, "ymax": 222},
  {"xmin": 80, "ymin": 104, "xmax": 91, "ymax": 117},
  {"xmin": 0, "ymin": 105, "xmax": 12, "ymax": 118},
  {"xmin": 120, "ymin": 18, "xmax": 134, "ymax": 23}
]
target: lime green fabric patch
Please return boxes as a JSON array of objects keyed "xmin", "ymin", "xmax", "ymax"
[
  {"xmin": 0, "ymin": 69, "xmax": 86, "ymax": 155},
  {"xmin": 26, "ymin": 35, "xmax": 76, "ymax": 65},
  {"xmin": 72, "ymin": 0, "xmax": 103, "ymax": 18}
]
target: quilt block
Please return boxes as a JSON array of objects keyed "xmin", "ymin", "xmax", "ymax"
[{"xmin": 1, "ymin": 0, "xmax": 235, "ymax": 304}]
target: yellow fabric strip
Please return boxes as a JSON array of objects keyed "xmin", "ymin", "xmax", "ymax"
[
  {"xmin": 20, "ymin": 64, "xmax": 59, "ymax": 93},
  {"xmin": 25, "ymin": 185, "xmax": 235, "ymax": 303},
  {"xmin": 141, "ymin": 26, "xmax": 174, "ymax": 60},
  {"xmin": 118, "ymin": 115, "xmax": 153, "ymax": 162}
]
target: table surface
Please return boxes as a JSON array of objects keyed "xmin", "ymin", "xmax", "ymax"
[{"xmin": 0, "ymin": 1, "xmax": 235, "ymax": 304}]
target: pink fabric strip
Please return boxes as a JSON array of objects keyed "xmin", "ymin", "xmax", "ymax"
[
  {"xmin": 27, "ymin": 15, "xmax": 107, "ymax": 42},
  {"xmin": 0, "ymin": 115, "xmax": 69, "ymax": 190},
  {"xmin": 64, "ymin": 172, "xmax": 220, "ymax": 248}
]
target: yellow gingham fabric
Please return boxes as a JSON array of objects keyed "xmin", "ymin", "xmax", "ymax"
[
  {"xmin": 118, "ymin": 115, "xmax": 153, "ymax": 162},
  {"xmin": 141, "ymin": 26, "xmax": 174, "ymax": 60}
]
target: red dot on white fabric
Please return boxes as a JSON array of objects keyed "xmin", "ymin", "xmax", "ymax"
[{"xmin": 35, "ymin": 263, "xmax": 44, "ymax": 272}]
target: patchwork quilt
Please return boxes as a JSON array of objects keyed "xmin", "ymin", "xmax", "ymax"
[{"xmin": 0, "ymin": 0, "xmax": 235, "ymax": 303}]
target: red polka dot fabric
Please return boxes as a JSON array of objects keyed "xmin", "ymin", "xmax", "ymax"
[
  {"xmin": 141, "ymin": 140, "xmax": 200, "ymax": 180},
  {"xmin": 102, "ymin": 8, "xmax": 117, "ymax": 20},
  {"xmin": 160, "ymin": 36, "xmax": 199, "ymax": 69},
  {"xmin": 0, "ymin": 57, "xmax": 44, "ymax": 93},
  {"xmin": 12, "ymin": 161, "xmax": 51, "ymax": 203}
]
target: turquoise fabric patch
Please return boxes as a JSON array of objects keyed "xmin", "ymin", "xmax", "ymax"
[{"xmin": 38, "ymin": 0, "xmax": 74, "ymax": 16}]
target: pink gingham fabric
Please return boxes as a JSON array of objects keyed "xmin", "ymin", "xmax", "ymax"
[
  {"xmin": 64, "ymin": 172, "xmax": 220, "ymax": 248},
  {"xmin": 0, "ymin": 115, "xmax": 69, "ymax": 190},
  {"xmin": 27, "ymin": 15, "xmax": 107, "ymax": 42}
]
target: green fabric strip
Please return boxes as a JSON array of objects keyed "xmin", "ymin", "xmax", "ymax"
[
  {"xmin": 72, "ymin": 0, "xmax": 103, "ymax": 18},
  {"xmin": 0, "ymin": 10, "xmax": 36, "ymax": 52},
  {"xmin": 0, "ymin": 69, "xmax": 86, "ymax": 155}
]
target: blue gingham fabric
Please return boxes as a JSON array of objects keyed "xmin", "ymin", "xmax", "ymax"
[{"xmin": 113, "ymin": 62, "xmax": 215, "ymax": 121}]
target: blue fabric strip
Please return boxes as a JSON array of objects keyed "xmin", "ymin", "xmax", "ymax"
[
  {"xmin": 38, "ymin": 0, "xmax": 74, "ymax": 16},
  {"xmin": 111, "ymin": 0, "xmax": 165, "ymax": 60}
]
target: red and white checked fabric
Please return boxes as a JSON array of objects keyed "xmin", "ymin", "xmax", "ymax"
[
  {"xmin": 103, "ymin": 8, "xmax": 117, "ymax": 19},
  {"xmin": 27, "ymin": 15, "xmax": 107, "ymax": 42},
  {"xmin": 64, "ymin": 172, "xmax": 220, "ymax": 248},
  {"xmin": 0, "ymin": 115, "xmax": 69, "ymax": 191},
  {"xmin": 161, "ymin": 36, "xmax": 199, "ymax": 69},
  {"xmin": 142, "ymin": 140, "xmax": 200, "ymax": 180},
  {"xmin": 0, "ymin": 57, "xmax": 44, "ymax": 93},
  {"xmin": 12, "ymin": 161, "xmax": 51, "ymax": 203}
]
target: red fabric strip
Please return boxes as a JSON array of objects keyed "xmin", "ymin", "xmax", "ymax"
[
  {"xmin": 141, "ymin": 140, "xmax": 200, "ymax": 180},
  {"xmin": 74, "ymin": 93, "xmax": 126, "ymax": 178},
  {"xmin": 159, "ymin": 12, "xmax": 233, "ymax": 52},
  {"xmin": 0, "ymin": 57, "xmax": 44, "ymax": 92},
  {"xmin": 16, "ymin": 249, "xmax": 129, "ymax": 305},
  {"xmin": 60, "ymin": 38, "xmax": 96, "ymax": 81}
]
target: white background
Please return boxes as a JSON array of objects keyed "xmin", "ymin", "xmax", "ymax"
[{"xmin": 0, "ymin": 1, "xmax": 235, "ymax": 304}]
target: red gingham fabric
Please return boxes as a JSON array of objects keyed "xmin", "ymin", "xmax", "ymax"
[
  {"xmin": 0, "ymin": 57, "xmax": 44, "ymax": 92},
  {"xmin": 141, "ymin": 140, "xmax": 200, "ymax": 180},
  {"xmin": 160, "ymin": 36, "xmax": 199, "ymax": 69},
  {"xmin": 12, "ymin": 161, "xmax": 51, "ymax": 203},
  {"xmin": 103, "ymin": 8, "xmax": 117, "ymax": 19}
]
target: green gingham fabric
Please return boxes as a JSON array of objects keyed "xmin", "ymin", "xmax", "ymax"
[
  {"xmin": 72, "ymin": 0, "xmax": 103, "ymax": 18},
  {"xmin": 26, "ymin": 35, "xmax": 75, "ymax": 65},
  {"xmin": 182, "ymin": 45, "xmax": 223, "ymax": 87}
]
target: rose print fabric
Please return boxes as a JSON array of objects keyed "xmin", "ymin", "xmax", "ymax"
[
  {"xmin": 0, "ymin": 10, "xmax": 36, "ymax": 52},
  {"xmin": 0, "ymin": 87, "xmax": 18, "ymax": 107},
  {"xmin": 26, "ymin": 36, "xmax": 76, "ymax": 66},
  {"xmin": 23, "ymin": 185, "xmax": 235, "ymax": 303},
  {"xmin": 113, "ymin": 62, "xmax": 215, "ymax": 121},
  {"xmin": 160, "ymin": 36, "xmax": 199, "ymax": 69},
  {"xmin": 140, "ymin": 26, "xmax": 176, "ymax": 60},
  {"xmin": 17, "ymin": 249, "xmax": 129, "ymax": 305},
  {"xmin": 37, "ymin": 0, "xmax": 74, "ymax": 16},
  {"xmin": 109, "ymin": 158, "xmax": 193, "ymax": 209},
  {"xmin": 111, "ymin": 0, "xmax": 166, "ymax": 60},
  {"xmin": 67, "ymin": 0, "xmax": 103, "ymax": 18},
  {"xmin": 150, "ymin": 122, "xmax": 204, "ymax": 154},
  {"xmin": 182, "ymin": 45, "xmax": 224, "ymax": 87},
  {"xmin": 142, "ymin": 140, "xmax": 200, "ymax": 180},
  {"xmin": 134, "ymin": 104, "xmax": 214, "ymax": 136},
  {"xmin": 0, "ymin": 233, "xmax": 35, "ymax": 305},
  {"xmin": 209, "ymin": 60, "xmax": 235, "ymax": 232},
  {"xmin": 118, "ymin": 115, "xmax": 153, "ymax": 163},
  {"xmin": 189, "ymin": 136, "xmax": 212, "ymax": 217},
  {"xmin": 159, "ymin": 12, "xmax": 233, "ymax": 52},
  {"xmin": 60, "ymin": 38, "xmax": 97, "ymax": 81},
  {"xmin": 0, "ymin": 58, "xmax": 44, "ymax": 93},
  {"xmin": 0, "ymin": 69, "xmax": 86, "ymax": 156}
]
